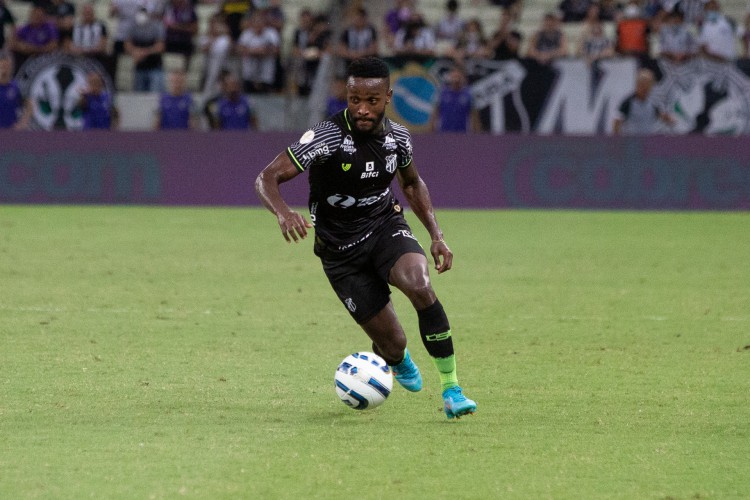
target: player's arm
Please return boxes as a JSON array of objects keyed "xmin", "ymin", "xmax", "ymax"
[
  {"xmin": 255, "ymin": 152, "xmax": 312, "ymax": 243},
  {"xmin": 396, "ymin": 162, "xmax": 453, "ymax": 274}
]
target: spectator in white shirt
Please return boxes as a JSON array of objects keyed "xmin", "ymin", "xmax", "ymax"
[
  {"xmin": 237, "ymin": 11, "xmax": 280, "ymax": 93},
  {"xmin": 697, "ymin": 0, "xmax": 737, "ymax": 61}
]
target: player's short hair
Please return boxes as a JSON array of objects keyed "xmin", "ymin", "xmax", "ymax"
[{"xmin": 347, "ymin": 57, "xmax": 390, "ymax": 80}]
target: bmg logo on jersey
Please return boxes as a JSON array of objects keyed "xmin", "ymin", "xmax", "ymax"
[
  {"xmin": 361, "ymin": 161, "xmax": 379, "ymax": 179},
  {"xmin": 302, "ymin": 144, "xmax": 330, "ymax": 163}
]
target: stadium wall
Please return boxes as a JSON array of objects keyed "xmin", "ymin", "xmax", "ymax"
[{"xmin": 1, "ymin": 132, "xmax": 749, "ymax": 210}]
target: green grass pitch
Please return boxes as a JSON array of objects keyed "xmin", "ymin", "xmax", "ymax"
[{"xmin": 1, "ymin": 205, "xmax": 748, "ymax": 499}]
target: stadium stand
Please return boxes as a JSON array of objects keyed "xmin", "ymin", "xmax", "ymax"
[{"xmin": 4, "ymin": 0, "xmax": 748, "ymax": 91}]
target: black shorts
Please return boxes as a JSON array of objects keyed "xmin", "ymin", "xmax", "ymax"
[{"xmin": 315, "ymin": 216, "xmax": 426, "ymax": 324}]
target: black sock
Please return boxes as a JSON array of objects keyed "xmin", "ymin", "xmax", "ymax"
[{"xmin": 417, "ymin": 299, "xmax": 454, "ymax": 358}]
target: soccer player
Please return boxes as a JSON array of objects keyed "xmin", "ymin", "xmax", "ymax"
[{"xmin": 255, "ymin": 56, "xmax": 477, "ymax": 419}]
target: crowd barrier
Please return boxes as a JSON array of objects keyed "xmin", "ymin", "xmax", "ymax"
[{"xmin": 1, "ymin": 131, "xmax": 748, "ymax": 210}]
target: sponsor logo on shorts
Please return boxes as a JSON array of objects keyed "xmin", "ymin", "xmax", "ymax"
[
  {"xmin": 344, "ymin": 298, "xmax": 357, "ymax": 312},
  {"xmin": 392, "ymin": 229, "xmax": 417, "ymax": 241}
]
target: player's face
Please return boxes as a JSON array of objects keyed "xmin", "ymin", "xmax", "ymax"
[{"xmin": 346, "ymin": 77, "xmax": 392, "ymax": 134}]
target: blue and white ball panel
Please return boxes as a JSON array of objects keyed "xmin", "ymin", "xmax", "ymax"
[{"xmin": 334, "ymin": 352, "xmax": 393, "ymax": 410}]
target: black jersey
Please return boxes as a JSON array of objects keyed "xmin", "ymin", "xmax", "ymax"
[{"xmin": 287, "ymin": 109, "xmax": 414, "ymax": 251}]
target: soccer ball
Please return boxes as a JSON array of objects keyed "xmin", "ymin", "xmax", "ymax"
[{"xmin": 335, "ymin": 352, "xmax": 393, "ymax": 410}]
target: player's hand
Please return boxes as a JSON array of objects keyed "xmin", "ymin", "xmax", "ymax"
[
  {"xmin": 277, "ymin": 210, "xmax": 313, "ymax": 243},
  {"xmin": 431, "ymin": 240, "xmax": 453, "ymax": 274}
]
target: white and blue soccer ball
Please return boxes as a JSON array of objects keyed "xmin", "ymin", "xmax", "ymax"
[{"xmin": 335, "ymin": 352, "xmax": 393, "ymax": 410}]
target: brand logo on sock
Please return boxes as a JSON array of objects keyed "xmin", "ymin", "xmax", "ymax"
[{"xmin": 425, "ymin": 332, "xmax": 452, "ymax": 341}]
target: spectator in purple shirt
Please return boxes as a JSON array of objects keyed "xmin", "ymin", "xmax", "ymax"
[
  {"xmin": 325, "ymin": 76, "xmax": 347, "ymax": 117},
  {"xmin": 217, "ymin": 73, "xmax": 256, "ymax": 130},
  {"xmin": 430, "ymin": 66, "xmax": 478, "ymax": 133},
  {"xmin": 11, "ymin": 6, "xmax": 59, "ymax": 69},
  {"xmin": 0, "ymin": 53, "xmax": 31, "ymax": 129},
  {"xmin": 155, "ymin": 69, "xmax": 193, "ymax": 129},
  {"xmin": 78, "ymin": 71, "xmax": 117, "ymax": 130}
]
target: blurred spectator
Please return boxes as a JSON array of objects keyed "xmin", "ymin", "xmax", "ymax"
[
  {"xmin": 237, "ymin": 11, "xmax": 280, "ymax": 93},
  {"xmin": 78, "ymin": 70, "xmax": 117, "ymax": 130},
  {"xmin": 384, "ymin": 0, "xmax": 415, "ymax": 49},
  {"xmin": 488, "ymin": 0, "xmax": 523, "ymax": 20},
  {"xmin": 576, "ymin": 17, "xmax": 615, "ymax": 63},
  {"xmin": 199, "ymin": 13, "xmax": 232, "ymax": 97},
  {"xmin": 488, "ymin": 8, "xmax": 523, "ymax": 60},
  {"xmin": 217, "ymin": 72, "xmax": 256, "ymax": 129},
  {"xmin": 220, "ymin": 0, "xmax": 253, "ymax": 41},
  {"xmin": 435, "ymin": 0, "xmax": 465, "ymax": 43},
  {"xmin": 0, "ymin": 53, "xmax": 31, "ymax": 129},
  {"xmin": 110, "ymin": 0, "xmax": 162, "ymax": 83},
  {"xmin": 45, "ymin": 0, "xmax": 76, "ymax": 43},
  {"xmin": 526, "ymin": 11, "xmax": 569, "ymax": 65},
  {"xmin": 69, "ymin": 3, "xmax": 109, "ymax": 59},
  {"xmin": 0, "ymin": 0, "xmax": 16, "ymax": 52},
  {"xmin": 615, "ymin": 1, "xmax": 650, "ymax": 58},
  {"xmin": 261, "ymin": 0, "xmax": 285, "ymax": 33},
  {"xmin": 10, "ymin": 6, "xmax": 59, "ymax": 70},
  {"xmin": 125, "ymin": 6, "xmax": 166, "ymax": 92},
  {"xmin": 290, "ymin": 8, "xmax": 314, "ymax": 95},
  {"xmin": 155, "ymin": 69, "xmax": 194, "ymax": 129},
  {"xmin": 658, "ymin": 9, "xmax": 696, "ymax": 62},
  {"xmin": 559, "ymin": 0, "xmax": 594, "ymax": 22},
  {"xmin": 597, "ymin": 0, "xmax": 623, "ymax": 21},
  {"xmin": 431, "ymin": 65, "xmax": 478, "ymax": 132},
  {"xmin": 447, "ymin": 18, "xmax": 489, "ymax": 62},
  {"xmin": 336, "ymin": 7, "xmax": 378, "ymax": 70},
  {"xmin": 613, "ymin": 68, "xmax": 674, "ymax": 134},
  {"xmin": 293, "ymin": 13, "xmax": 330, "ymax": 96},
  {"xmin": 740, "ymin": 11, "xmax": 750, "ymax": 58},
  {"xmin": 326, "ymin": 76, "xmax": 347, "ymax": 117},
  {"xmin": 697, "ymin": 0, "xmax": 736, "ymax": 61},
  {"xmin": 203, "ymin": 68, "xmax": 230, "ymax": 129},
  {"xmin": 664, "ymin": 0, "xmax": 708, "ymax": 26},
  {"xmin": 393, "ymin": 12, "xmax": 436, "ymax": 61},
  {"xmin": 163, "ymin": 0, "xmax": 198, "ymax": 71}
]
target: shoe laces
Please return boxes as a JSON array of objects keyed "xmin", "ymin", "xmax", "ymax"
[{"xmin": 445, "ymin": 386, "xmax": 465, "ymax": 402}]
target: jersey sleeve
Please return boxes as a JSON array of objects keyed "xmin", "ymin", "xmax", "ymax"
[
  {"xmin": 286, "ymin": 120, "xmax": 342, "ymax": 172},
  {"xmin": 391, "ymin": 123, "xmax": 413, "ymax": 169}
]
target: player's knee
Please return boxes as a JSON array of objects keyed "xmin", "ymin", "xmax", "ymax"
[
  {"xmin": 375, "ymin": 335, "xmax": 407, "ymax": 365},
  {"xmin": 404, "ymin": 281, "xmax": 436, "ymax": 310}
]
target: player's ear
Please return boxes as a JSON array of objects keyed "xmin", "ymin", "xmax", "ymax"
[{"xmin": 386, "ymin": 88, "xmax": 393, "ymax": 103}]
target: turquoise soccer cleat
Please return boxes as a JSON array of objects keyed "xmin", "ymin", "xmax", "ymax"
[
  {"xmin": 391, "ymin": 350, "xmax": 423, "ymax": 392},
  {"xmin": 442, "ymin": 386, "xmax": 477, "ymax": 419}
]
